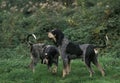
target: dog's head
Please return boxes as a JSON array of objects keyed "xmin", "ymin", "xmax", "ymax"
[{"xmin": 48, "ymin": 29, "xmax": 64, "ymax": 46}]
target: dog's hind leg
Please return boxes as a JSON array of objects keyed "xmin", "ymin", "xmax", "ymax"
[
  {"xmin": 96, "ymin": 63, "xmax": 105, "ymax": 76},
  {"xmin": 29, "ymin": 54, "xmax": 35, "ymax": 72},
  {"xmin": 92, "ymin": 57, "xmax": 105, "ymax": 77},
  {"xmin": 29, "ymin": 55, "xmax": 39, "ymax": 73},
  {"xmin": 85, "ymin": 59, "xmax": 94, "ymax": 77},
  {"xmin": 29, "ymin": 60, "xmax": 35, "ymax": 72}
]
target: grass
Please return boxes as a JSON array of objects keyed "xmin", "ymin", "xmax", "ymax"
[{"xmin": 0, "ymin": 48, "xmax": 120, "ymax": 83}]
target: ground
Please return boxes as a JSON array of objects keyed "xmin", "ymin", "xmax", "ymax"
[{"xmin": 0, "ymin": 48, "xmax": 120, "ymax": 83}]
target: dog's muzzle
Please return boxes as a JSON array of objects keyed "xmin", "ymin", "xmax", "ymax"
[
  {"xmin": 43, "ymin": 58, "xmax": 48, "ymax": 64},
  {"xmin": 48, "ymin": 32, "xmax": 56, "ymax": 42},
  {"xmin": 48, "ymin": 32, "xmax": 53, "ymax": 38}
]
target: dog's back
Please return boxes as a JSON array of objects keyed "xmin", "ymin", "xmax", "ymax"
[
  {"xmin": 43, "ymin": 45, "xmax": 59, "ymax": 56},
  {"xmin": 31, "ymin": 43, "xmax": 45, "ymax": 58}
]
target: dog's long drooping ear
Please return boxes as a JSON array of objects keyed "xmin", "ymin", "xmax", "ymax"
[{"xmin": 48, "ymin": 29, "xmax": 64, "ymax": 46}]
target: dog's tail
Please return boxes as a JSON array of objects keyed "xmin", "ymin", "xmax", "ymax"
[
  {"xmin": 94, "ymin": 34, "xmax": 109, "ymax": 49},
  {"xmin": 93, "ymin": 45, "xmax": 106, "ymax": 48},
  {"xmin": 27, "ymin": 34, "xmax": 37, "ymax": 46}
]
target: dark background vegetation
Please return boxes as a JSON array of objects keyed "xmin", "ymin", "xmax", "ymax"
[{"xmin": 0, "ymin": 0, "xmax": 120, "ymax": 83}]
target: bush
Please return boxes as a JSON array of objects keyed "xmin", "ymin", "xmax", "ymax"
[{"xmin": 0, "ymin": 0, "xmax": 119, "ymax": 58}]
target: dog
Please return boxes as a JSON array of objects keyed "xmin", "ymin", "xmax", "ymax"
[
  {"xmin": 48, "ymin": 29, "xmax": 106, "ymax": 77},
  {"xmin": 27, "ymin": 34, "xmax": 59, "ymax": 73}
]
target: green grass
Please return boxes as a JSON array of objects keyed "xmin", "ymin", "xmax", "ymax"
[{"xmin": 0, "ymin": 49, "xmax": 120, "ymax": 83}]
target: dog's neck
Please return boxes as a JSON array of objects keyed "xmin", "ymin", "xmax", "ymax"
[
  {"xmin": 58, "ymin": 37, "xmax": 69, "ymax": 50},
  {"xmin": 62, "ymin": 37, "xmax": 69, "ymax": 46}
]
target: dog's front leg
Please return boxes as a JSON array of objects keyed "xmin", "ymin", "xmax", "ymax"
[
  {"xmin": 62, "ymin": 59, "xmax": 69, "ymax": 78},
  {"xmin": 52, "ymin": 59, "xmax": 59, "ymax": 74},
  {"xmin": 52, "ymin": 65, "xmax": 58, "ymax": 74},
  {"xmin": 60, "ymin": 48, "xmax": 70, "ymax": 77},
  {"xmin": 63, "ymin": 63, "xmax": 67, "ymax": 78},
  {"xmin": 47, "ymin": 61, "xmax": 52, "ymax": 72},
  {"xmin": 67, "ymin": 59, "xmax": 71, "ymax": 74},
  {"xmin": 29, "ymin": 54, "xmax": 35, "ymax": 72}
]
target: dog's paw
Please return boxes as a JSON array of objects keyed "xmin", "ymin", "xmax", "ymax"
[{"xmin": 52, "ymin": 67, "xmax": 57, "ymax": 74}]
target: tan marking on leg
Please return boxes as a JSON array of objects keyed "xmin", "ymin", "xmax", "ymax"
[
  {"xmin": 85, "ymin": 63, "xmax": 94, "ymax": 77},
  {"xmin": 62, "ymin": 68, "xmax": 66, "ymax": 78},
  {"xmin": 89, "ymin": 71, "xmax": 93, "ymax": 77},
  {"xmin": 33, "ymin": 68, "xmax": 35, "ymax": 73},
  {"xmin": 97, "ymin": 63, "xmax": 105, "ymax": 76},
  {"xmin": 66, "ymin": 64, "xmax": 69, "ymax": 75},
  {"xmin": 87, "ymin": 66, "xmax": 94, "ymax": 77},
  {"xmin": 66, "ymin": 63, "xmax": 71, "ymax": 75},
  {"xmin": 29, "ymin": 59, "xmax": 35, "ymax": 73},
  {"xmin": 69, "ymin": 63, "xmax": 71, "ymax": 73},
  {"xmin": 52, "ymin": 65, "xmax": 57, "ymax": 74}
]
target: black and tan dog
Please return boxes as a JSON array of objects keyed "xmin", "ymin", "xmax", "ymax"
[
  {"xmin": 27, "ymin": 34, "xmax": 59, "ymax": 73},
  {"xmin": 48, "ymin": 29, "xmax": 106, "ymax": 77}
]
